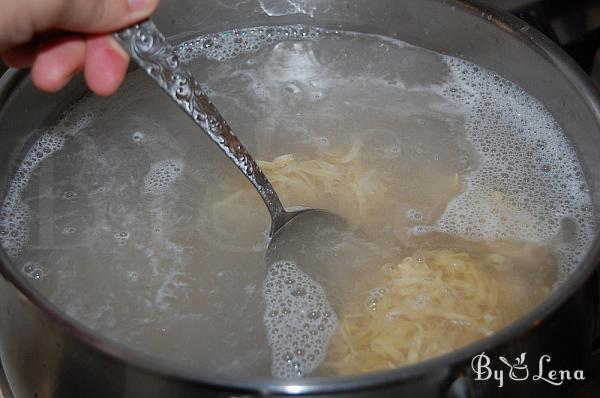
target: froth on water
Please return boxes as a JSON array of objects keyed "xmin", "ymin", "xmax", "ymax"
[
  {"xmin": 0, "ymin": 24, "xmax": 595, "ymax": 378},
  {"xmin": 263, "ymin": 260, "xmax": 337, "ymax": 379}
]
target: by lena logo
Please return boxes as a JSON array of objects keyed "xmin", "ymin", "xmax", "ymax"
[{"xmin": 471, "ymin": 352, "xmax": 585, "ymax": 388}]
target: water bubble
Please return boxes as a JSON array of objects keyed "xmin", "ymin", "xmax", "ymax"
[
  {"xmin": 308, "ymin": 311, "xmax": 320, "ymax": 320},
  {"xmin": 125, "ymin": 271, "xmax": 138, "ymax": 282},
  {"xmin": 132, "ymin": 131, "xmax": 144, "ymax": 142},
  {"xmin": 62, "ymin": 191, "xmax": 77, "ymax": 200},
  {"xmin": 114, "ymin": 231, "xmax": 130, "ymax": 245},
  {"xmin": 144, "ymin": 160, "xmax": 183, "ymax": 194},
  {"xmin": 62, "ymin": 226, "xmax": 77, "ymax": 234},
  {"xmin": 438, "ymin": 55, "xmax": 594, "ymax": 279},
  {"xmin": 292, "ymin": 287, "xmax": 307, "ymax": 297},
  {"xmin": 22, "ymin": 262, "xmax": 47, "ymax": 280},
  {"xmin": 262, "ymin": 260, "xmax": 337, "ymax": 379},
  {"xmin": 407, "ymin": 209, "xmax": 423, "ymax": 221}
]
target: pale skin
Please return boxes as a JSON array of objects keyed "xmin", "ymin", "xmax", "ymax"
[{"xmin": 0, "ymin": 0, "xmax": 160, "ymax": 96}]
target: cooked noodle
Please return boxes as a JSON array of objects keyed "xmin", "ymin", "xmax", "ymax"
[
  {"xmin": 204, "ymin": 143, "xmax": 553, "ymax": 376},
  {"xmin": 205, "ymin": 142, "xmax": 390, "ymax": 243},
  {"xmin": 257, "ymin": 142, "xmax": 389, "ymax": 234},
  {"xmin": 323, "ymin": 249, "xmax": 550, "ymax": 374}
]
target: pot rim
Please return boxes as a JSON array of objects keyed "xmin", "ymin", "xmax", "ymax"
[{"xmin": 1, "ymin": 0, "xmax": 600, "ymax": 395}]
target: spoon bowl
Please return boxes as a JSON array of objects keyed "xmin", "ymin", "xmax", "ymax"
[{"xmin": 267, "ymin": 209, "xmax": 348, "ymax": 261}]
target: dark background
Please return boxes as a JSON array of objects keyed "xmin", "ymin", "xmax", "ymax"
[{"xmin": 482, "ymin": 0, "xmax": 600, "ymax": 86}]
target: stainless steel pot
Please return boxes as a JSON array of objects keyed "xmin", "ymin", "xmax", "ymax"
[{"xmin": 1, "ymin": 0, "xmax": 600, "ymax": 397}]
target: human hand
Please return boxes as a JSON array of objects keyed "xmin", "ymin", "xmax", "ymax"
[{"xmin": 0, "ymin": 0, "xmax": 160, "ymax": 96}]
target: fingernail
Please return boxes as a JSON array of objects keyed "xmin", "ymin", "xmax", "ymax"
[{"xmin": 128, "ymin": 0, "xmax": 158, "ymax": 13}]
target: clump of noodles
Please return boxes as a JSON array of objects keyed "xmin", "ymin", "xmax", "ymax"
[
  {"xmin": 324, "ymin": 249, "xmax": 551, "ymax": 375},
  {"xmin": 257, "ymin": 141, "xmax": 388, "ymax": 233},
  {"xmin": 201, "ymin": 141, "xmax": 390, "ymax": 252}
]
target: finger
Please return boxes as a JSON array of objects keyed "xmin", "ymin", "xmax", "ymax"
[
  {"xmin": 84, "ymin": 35, "xmax": 129, "ymax": 97},
  {"xmin": 1, "ymin": 38, "xmax": 41, "ymax": 68},
  {"xmin": 47, "ymin": 0, "xmax": 161, "ymax": 32},
  {"xmin": 0, "ymin": 0, "xmax": 160, "ymax": 50},
  {"xmin": 31, "ymin": 35, "xmax": 86, "ymax": 92}
]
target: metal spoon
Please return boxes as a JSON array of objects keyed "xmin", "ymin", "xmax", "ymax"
[{"xmin": 113, "ymin": 20, "xmax": 346, "ymax": 250}]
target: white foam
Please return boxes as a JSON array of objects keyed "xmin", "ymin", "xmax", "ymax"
[
  {"xmin": 173, "ymin": 26, "xmax": 595, "ymax": 281},
  {"xmin": 259, "ymin": 0, "xmax": 318, "ymax": 17},
  {"xmin": 263, "ymin": 260, "xmax": 337, "ymax": 379},
  {"xmin": 0, "ymin": 132, "xmax": 65, "ymax": 258},
  {"xmin": 143, "ymin": 160, "xmax": 183, "ymax": 194},
  {"xmin": 155, "ymin": 270, "xmax": 188, "ymax": 311},
  {"xmin": 140, "ymin": 237, "xmax": 190, "ymax": 312},
  {"xmin": 1, "ymin": 108, "xmax": 97, "ymax": 259},
  {"xmin": 435, "ymin": 57, "xmax": 595, "ymax": 280},
  {"xmin": 176, "ymin": 25, "xmax": 324, "ymax": 63}
]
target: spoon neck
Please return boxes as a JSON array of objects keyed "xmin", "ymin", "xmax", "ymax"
[
  {"xmin": 113, "ymin": 19, "xmax": 288, "ymax": 236},
  {"xmin": 268, "ymin": 207, "xmax": 294, "ymax": 238},
  {"xmin": 251, "ymin": 175, "xmax": 288, "ymax": 236}
]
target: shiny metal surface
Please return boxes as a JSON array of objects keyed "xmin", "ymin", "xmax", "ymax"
[
  {"xmin": 0, "ymin": 1, "xmax": 600, "ymax": 397},
  {"xmin": 114, "ymin": 19, "xmax": 296, "ymax": 237},
  {"xmin": 113, "ymin": 19, "xmax": 319, "ymax": 238},
  {"xmin": 113, "ymin": 19, "xmax": 339, "ymax": 246}
]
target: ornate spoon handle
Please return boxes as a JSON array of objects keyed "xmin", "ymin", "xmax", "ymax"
[{"xmin": 113, "ymin": 20, "xmax": 290, "ymax": 235}]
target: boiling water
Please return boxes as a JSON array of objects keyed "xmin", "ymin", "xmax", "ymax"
[{"xmin": 0, "ymin": 25, "xmax": 595, "ymax": 378}]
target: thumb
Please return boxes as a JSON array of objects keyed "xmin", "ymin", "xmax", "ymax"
[{"xmin": 45, "ymin": 0, "xmax": 160, "ymax": 33}]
